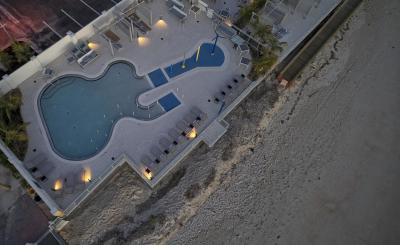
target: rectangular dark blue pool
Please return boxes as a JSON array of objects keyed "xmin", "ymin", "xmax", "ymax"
[
  {"xmin": 148, "ymin": 69, "xmax": 169, "ymax": 87},
  {"xmin": 158, "ymin": 93, "xmax": 181, "ymax": 112}
]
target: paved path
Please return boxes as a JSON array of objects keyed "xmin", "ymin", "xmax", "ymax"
[{"xmin": 168, "ymin": 0, "xmax": 400, "ymax": 244}]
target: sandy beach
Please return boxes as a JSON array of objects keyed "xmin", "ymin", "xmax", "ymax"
[{"xmin": 168, "ymin": 0, "xmax": 400, "ymax": 244}]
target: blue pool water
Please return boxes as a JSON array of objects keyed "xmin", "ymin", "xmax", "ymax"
[
  {"xmin": 158, "ymin": 93, "xmax": 181, "ymax": 112},
  {"xmin": 164, "ymin": 43, "xmax": 225, "ymax": 78},
  {"xmin": 148, "ymin": 69, "xmax": 169, "ymax": 87},
  {"xmin": 39, "ymin": 61, "xmax": 181, "ymax": 161}
]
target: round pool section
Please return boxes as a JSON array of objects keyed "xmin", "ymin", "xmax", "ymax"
[{"xmin": 39, "ymin": 61, "xmax": 164, "ymax": 161}]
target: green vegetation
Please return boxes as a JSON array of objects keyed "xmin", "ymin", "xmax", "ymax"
[
  {"xmin": 0, "ymin": 42, "xmax": 34, "ymax": 72},
  {"xmin": 250, "ymin": 49, "xmax": 278, "ymax": 80},
  {"xmin": 11, "ymin": 42, "xmax": 33, "ymax": 64},
  {"xmin": 0, "ymin": 88, "xmax": 28, "ymax": 160},
  {"xmin": 0, "ymin": 51, "xmax": 14, "ymax": 71},
  {"xmin": 235, "ymin": 0, "xmax": 268, "ymax": 28},
  {"xmin": 0, "ymin": 88, "xmax": 30, "ymax": 190}
]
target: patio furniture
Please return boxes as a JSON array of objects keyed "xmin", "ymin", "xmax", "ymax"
[
  {"xmin": 273, "ymin": 27, "xmax": 288, "ymax": 39},
  {"xmin": 78, "ymin": 41, "xmax": 91, "ymax": 54},
  {"xmin": 32, "ymin": 160, "xmax": 55, "ymax": 182},
  {"xmin": 159, "ymin": 137, "xmax": 171, "ymax": 149},
  {"xmin": 168, "ymin": 128, "xmax": 186, "ymax": 144},
  {"xmin": 167, "ymin": 0, "xmax": 184, "ymax": 10},
  {"xmin": 238, "ymin": 44, "xmax": 250, "ymax": 56},
  {"xmin": 150, "ymin": 146, "xmax": 164, "ymax": 163},
  {"xmin": 66, "ymin": 55, "xmax": 75, "ymax": 64},
  {"xmin": 169, "ymin": 5, "xmax": 187, "ymax": 20},
  {"xmin": 25, "ymin": 154, "xmax": 46, "ymax": 171},
  {"xmin": 191, "ymin": 107, "xmax": 207, "ymax": 121},
  {"xmin": 239, "ymin": 57, "xmax": 251, "ymax": 69},
  {"xmin": 216, "ymin": 23, "xmax": 236, "ymax": 39},
  {"xmin": 42, "ymin": 67, "xmax": 55, "ymax": 78},
  {"xmin": 141, "ymin": 155, "xmax": 153, "ymax": 166},
  {"xmin": 71, "ymin": 47, "xmax": 85, "ymax": 59},
  {"xmin": 77, "ymin": 50, "xmax": 99, "ymax": 68},
  {"xmin": 214, "ymin": 93, "xmax": 224, "ymax": 103},
  {"xmin": 177, "ymin": 120, "xmax": 191, "ymax": 134},
  {"xmin": 231, "ymin": 34, "xmax": 245, "ymax": 47},
  {"xmin": 183, "ymin": 111, "xmax": 197, "ymax": 126},
  {"xmin": 218, "ymin": 9, "xmax": 230, "ymax": 19},
  {"xmin": 104, "ymin": 30, "xmax": 120, "ymax": 43},
  {"xmin": 233, "ymin": 75, "xmax": 245, "ymax": 84},
  {"xmin": 189, "ymin": 5, "xmax": 200, "ymax": 19}
]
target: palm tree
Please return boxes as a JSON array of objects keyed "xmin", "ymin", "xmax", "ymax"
[
  {"xmin": 11, "ymin": 42, "xmax": 33, "ymax": 64},
  {"xmin": 0, "ymin": 122, "xmax": 28, "ymax": 146},
  {"xmin": 0, "ymin": 89, "xmax": 22, "ymax": 122},
  {"xmin": 0, "ymin": 51, "xmax": 14, "ymax": 71},
  {"xmin": 250, "ymin": 49, "xmax": 278, "ymax": 79}
]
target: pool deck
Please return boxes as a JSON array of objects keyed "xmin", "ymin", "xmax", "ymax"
[
  {"xmin": 19, "ymin": 0, "xmax": 250, "ymax": 211},
  {"xmin": 13, "ymin": 0, "xmax": 342, "ymax": 215}
]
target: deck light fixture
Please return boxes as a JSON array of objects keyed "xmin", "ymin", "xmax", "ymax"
[
  {"xmin": 52, "ymin": 179, "xmax": 63, "ymax": 191},
  {"xmin": 82, "ymin": 167, "xmax": 92, "ymax": 183},
  {"xmin": 155, "ymin": 16, "xmax": 167, "ymax": 29},
  {"xmin": 186, "ymin": 127, "xmax": 197, "ymax": 139},
  {"xmin": 87, "ymin": 42, "xmax": 98, "ymax": 50},
  {"xmin": 144, "ymin": 168, "xmax": 153, "ymax": 180},
  {"xmin": 137, "ymin": 36, "xmax": 150, "ymax": 47}
]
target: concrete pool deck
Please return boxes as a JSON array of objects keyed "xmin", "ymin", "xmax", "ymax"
[{"xmin": 18, "ymin": 0, "xmax": 250, "ymax": 211}]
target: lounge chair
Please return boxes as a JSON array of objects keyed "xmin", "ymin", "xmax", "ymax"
[
  {"xmin": 183, "ymin": 112, "xmax": 197, "ymax": 126},
  {"xmin": 42, "ymin": 67, "xmax": 55, "ymax": 78},
  {"xmin": 150, "ymin": 146, "xmax": 164, "ymax": 163},
  {"xmin": 160, "ymin": 137, "xmax": 172, "ymax": 150},
  {"xmin": 141, "ymin": 155, "xmax": 153, "ymax": 166},
  {"xmin": 78, "ymin": 41, "xmax": 91, "ymax": 53},
  {"xmin": 168, "ymin": 128, "xmax": 186, "ymax": 144},
  {"xmin": 191, "ymin": 107, "xmax": 208, "ymax": 121},
  {"xmin": 169, "ymin": 5, "xmax": 187, "ymax": 20},
  {"xmin": 238, "ymin": 44, "xmax": 250, "ymax": 56},
  {"xmin": 66, "ymin": 55, "xmax": 76, "ymax": 64},
  {"xmin": 31, "ymin": 160, "xmax": 55, "ymax": 182},
  {"xmin": 214, "ymin": 93, "xmax": 224, "ymax": 103},
  {"xmin": 24, "ymin": 154, "xmax": 46, "ymax": 171},
  {"xmin": 177, "ymin": 120, "xmax": 191, "ymax": 134},
  {"xmin": 239, "ymin": 57, "xmax": 251, "ymax": 69},
  {"xmin": 166, "ymin": 0, "xmax": 185, "ymax": 10}
]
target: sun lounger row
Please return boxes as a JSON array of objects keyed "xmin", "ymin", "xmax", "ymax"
[
  {"xmin": 141, "ymin": 107, "xmax": 208, "ymax": 167},
  {"xmin": 25, "ymin": 154, "xmax": 55, "ymax": 182},
  {"xmin": 213, "ymin": 75, "xmax": 246, "ymax": 103}
]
